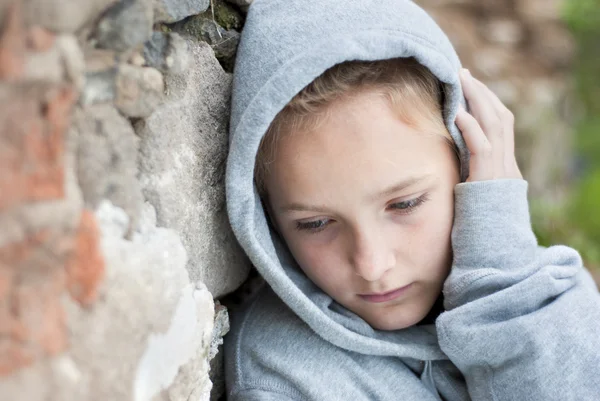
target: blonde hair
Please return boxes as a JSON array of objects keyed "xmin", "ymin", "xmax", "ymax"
[{"xmin": 255, "ymin": 57, "xmax": 457, "ymax": 197}]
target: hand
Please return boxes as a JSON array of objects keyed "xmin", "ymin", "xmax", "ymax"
[{"xmin": 455, "ymin": 68, "xmax": 522, "ymax": 182}]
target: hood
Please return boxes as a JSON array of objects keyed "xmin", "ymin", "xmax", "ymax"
[{"xmin": 225, "ymin": 0, "xmax": 469, "ymax": 361}]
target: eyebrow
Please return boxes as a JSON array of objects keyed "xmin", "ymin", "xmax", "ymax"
[
  {"xmin": 369, "ymin": 175, "xmax": 431, "ymax": 202},
  {"xmin": 280, "ymin": 174, "xmax": 432, "ymax": 213}
]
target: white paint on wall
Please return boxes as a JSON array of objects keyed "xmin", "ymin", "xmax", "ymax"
[{"xmin": 133, "ymin": 283, "xmax": 214, "ymax": 401}]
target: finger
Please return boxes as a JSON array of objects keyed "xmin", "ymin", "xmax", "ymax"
[
  {"xmin": 460, "ymin": 69, "xmax": 503, "ymax": 143},
  {"xmin": 472, "ymin": 77, "xmax": 520, "ymax": 178},
  {"xmin": 470, "ymin": 78, "xmax": 505, "ymax": 178},
  {"xmin": 455, "ymin": 106, "xmax": 493, "ymax": 181}
]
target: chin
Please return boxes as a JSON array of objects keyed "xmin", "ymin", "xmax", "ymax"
[{"xmin": 364, "ymin": 310, "xmax": 427, "ymax": 331}]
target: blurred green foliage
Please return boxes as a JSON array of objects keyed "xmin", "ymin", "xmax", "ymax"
[{"xmin": 533, "ymin": 0, "xmax": 600, "ymax": 268}]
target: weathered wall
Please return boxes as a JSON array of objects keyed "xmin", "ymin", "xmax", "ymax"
[
  {"xmin": 0, "ymin": 0, "xmax": 250, "ymax": 400},
  {"xmin": 0, "ymin": 0, "xmax": 586, "ymax": 400}
]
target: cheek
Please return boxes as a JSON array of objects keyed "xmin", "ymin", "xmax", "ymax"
[
  {"xmin": 284, "ymin": 234, "xmax": 347, "ymax": 290},
  {"xmin": 401, "ymin": 197, "xmax": 454, "ymax": 274}
]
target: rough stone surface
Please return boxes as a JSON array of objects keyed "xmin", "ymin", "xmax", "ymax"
[
  {"xmin": 143, "ymin": 31, "xmax": 190, "ymax": 74},
  {"xmin": 208, "ymin": 303, "xmax": 229, "ymax": 401},
  {"xmin": 0, "ymin": 25, "xmax": 102, "ymax": 374},
  {"xmin": 80, "ymin": 48, "xmax": 119, "ymax": 106},
  {"xmin": 173, "ymin": 15, "xmax": 240, "ymax": 72},
  {"xmin": 23, "ymin": 34, "xmax": 85, "ymax": 88},
  {"xmin": 115, "ymin": 64, "xmax": 165, "ymax": 118},
  {"xmin": 81, "ymin": 68, "xmax": 118, "ymax": 105},
  {"xmin": 23, "ymin": 0, "xmax": 118, "ymax": 33},
  {"xmin": 137, "ymin": 40, "xmax": 250, "ymax": 297},
  {"xmin": 72, "ymin": 105, "xmax": 144, "ymax": 229},
  {"xmin": 153, "ymin": 0, "xmax": 210, "ymax": 23},
  {"xmin": 0, "ymin": 202, "xmax": 215, "ymax": 400},
  {"xmin": 95, "ymin": 0, "xmax": 153, "ymax": 52}
]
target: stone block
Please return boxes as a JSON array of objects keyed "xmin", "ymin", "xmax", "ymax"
[
  {"xmin": 172, "ymin": 14, "xmax": 240, "ymax": 72},
  {"xmin": 23, "ymin": 0, "xmax": 118, "ymax": 34},
  {"xmin": 95, "ymin": 0, "xmax": 153, "ymax": 52},
  {"xmin": 153, "ymin": 0, "xmax": 210, "ymax": 23},
  {"xmin": 24, "ymin": 34, "xmax": 85, "ymax": 88},
  {"xmin": 143, "ymin": 31, "xmax": 189, "ymax": 74},
  {"xmin": 137, "ymin": 40, "xmax": 250, "ymax": 297},
  {"xmin": 72, "ymin": 105, "xmax": 144, "ymax": 228},
  {"xmin": 208, "ymin": 303, "xmax": 229, "ymax": 401},
  {"xmin": 115, "ymin": 64, "xmax": 165, "ymax": 118}
]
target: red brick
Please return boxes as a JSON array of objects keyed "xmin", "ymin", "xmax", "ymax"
[
  {"xmin": 0, "ymin": 339, "xmax": 35, "ymax": 376},
  {"xmin": 66, "ymin": 210, "xmax": 105, "ymax": 306},
  {"xmin": 0, "ymin": 228, "xmax": 73, "ymax": 376},
  {"xmin": 0, "ymin": 84, "xmax": 76, "ymax": 210},
  {"xmin": 0, "ymin": 1, "xmax": 25, "ymax": 80},
  {"xmin": 26, "ymin": 26, "xmax": 55, "ymax": 52},
  {"xmin": 15, "ymin": 268, "xmax": 68, "ymax": 356}
]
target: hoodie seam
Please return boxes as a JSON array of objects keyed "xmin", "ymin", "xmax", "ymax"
[
  {"xmin": 444, "ymin": 270, "xmax": 499, "ymax": 309},
  {"xmin": 230, "ymin": 381, "xmax": 310, "ymax": 401}
]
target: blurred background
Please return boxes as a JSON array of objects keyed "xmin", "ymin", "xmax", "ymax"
[{"xmin": 418, "ymin": 0, "xmax": 600, "ymax": 280}]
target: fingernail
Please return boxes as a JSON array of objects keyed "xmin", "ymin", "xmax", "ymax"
[{"xmin": 462, "ymin": 68, "xmax": 471, "ymax": 77}]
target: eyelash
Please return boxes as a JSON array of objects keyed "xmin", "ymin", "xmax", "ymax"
[
  {"xmin": 295, "ymin": 193, "xmax": 429, "ymax": 233},
  {"xmin": 387, "ymin": 193, "xmax": 429, "ymax": 214}
]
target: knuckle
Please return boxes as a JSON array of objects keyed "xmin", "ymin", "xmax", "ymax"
[{"xmin": 490, "ymin": 113, "xmax": 503, "ymax": 128}]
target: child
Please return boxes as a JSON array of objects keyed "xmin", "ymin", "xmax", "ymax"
[{"xmin": 224, "ymin": 1, "xmax": 600, "ymax": 400}]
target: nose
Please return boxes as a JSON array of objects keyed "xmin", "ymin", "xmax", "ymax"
[{"xmin": 351, "ymin": 229, "xmax": 395, "ymax": 282}]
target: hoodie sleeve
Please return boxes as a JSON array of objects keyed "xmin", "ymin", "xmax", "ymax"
[
  {"xmin": 228, "ymin": 389, "xmax": 303, "ymax": 401},
  {"xmin": 436, "ymin": 179, "xmax": 600, "ymax": 400}
]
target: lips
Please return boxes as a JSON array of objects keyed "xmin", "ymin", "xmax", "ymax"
[{"xmin": 358, "ymin": 283, "xmax": 413, "ymax": 303}]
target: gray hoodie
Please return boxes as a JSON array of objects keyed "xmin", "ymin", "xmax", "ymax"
[{"xmin": 224, "ymin": 1, "xmax": 600, "ymax": 400}]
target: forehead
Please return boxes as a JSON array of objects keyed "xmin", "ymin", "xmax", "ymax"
[{"xmin": 267, "ymin": 93, "xmax": 452, "ymax": 201}]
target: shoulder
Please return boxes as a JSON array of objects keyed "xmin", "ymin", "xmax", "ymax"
[
  {"xmin": 224, "ymin": 286, "xmax": 326, "ymax": 395},
  {"xmin": 223, "ymin": 286, "xmax": 362, "ymax": 400},
  {"xmin": 224, "ymin": 286, "xmax": 438, "ymax": 401}
]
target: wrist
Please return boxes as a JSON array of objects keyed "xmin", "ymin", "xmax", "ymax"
[{"xmin": 452, "ymin": 179, "xmax": 538, "ymax": 269}]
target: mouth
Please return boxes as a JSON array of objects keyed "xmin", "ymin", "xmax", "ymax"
[{"xmin": 358, "ymin": 283, "xmax": 413, "ymax": 303}]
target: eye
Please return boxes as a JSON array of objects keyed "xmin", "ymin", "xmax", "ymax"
[
  {"xmin": 295, "ymin": 218, "xmax": 331, "ymax": 233},
  {"xmin": 387, "ymin": 194, "xmax": 429, "ymax": 214}
]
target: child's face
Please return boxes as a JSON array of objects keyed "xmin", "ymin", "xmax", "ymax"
[{"xmin": 265, "ymin": 91, "xmax": 460, "ymax": 330}]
